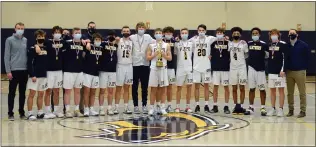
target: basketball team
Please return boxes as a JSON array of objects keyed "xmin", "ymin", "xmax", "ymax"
[{"xmin": 4, "ymin": 21, "xmax": 310, "ymax": 121}]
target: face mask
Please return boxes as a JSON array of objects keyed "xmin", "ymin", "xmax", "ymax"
[
  {"xmin": 289, "ymin": 34, "xmax": 297, "ymax": 40},
  {"xmin": 94, "ymin": 41, "xmax": 101, "ymax": 47},
  {"xmin": 88, "ymin": 28, "xmax": 96, "ymax": 34},
  {"xmin": 199, "ymin": 32, "xmax": 205, "ymax": 37},
  {"xmin": 216, "ymin": 34, "xmax": 224, "ymax": 39},
  {"xmin": 138, "ymin": 30, "xmax": 145, "ymax": 35},
  {"xmin": 252, "ymin": 35, "xmax": 259, "ymax": 41},
  {"xmin": 155, "ymin": 34, "xmax": 162, "ymax": 40},
  {"xmin": 122, "ymin": 33, "xmax": 130, "ymax": 38},
  {"xmin": 73, "ymin": 34, "xmax": 82, "ymax": 40},
  {"xmin": 108, "ymin": 36, "xmax": 115, "ymax": 42},
  {"xmin": 271, "ymin": 35, "xmax": 278, "ymax": 42},
  {"xmin": 53, "ymin": 34, "xmax": 61, "ymax": 40},
  {"xmin": 181, "ymin": 34, "xmax": 188, "ymax": 40},
  {"xmin": 233, "ymin": 36, "xmax": 240, "ymax": 40},
  {"xmin": 37, "ymin": 39, "xmax": 45, "ymax": 44},
  {"xmin": 16, "ymin": 30, "xmax": 24, "ymax": 36},
  {"xmin": 164, "ymin": 35, "xmax": 173, "ymax": 40}
]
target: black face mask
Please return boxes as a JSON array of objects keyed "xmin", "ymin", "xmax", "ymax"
[
  {"xmin": 108, "ymin": 36, "xmax": 115, "ymax": 42},
  {"xmin": 289, "ymin": 34, "xmax": 297, "ymax": 40},
  {"xmin": 233, "ymin": 36, "xmax": 240, "ymax": 40},
  {"xmin": 88, "ymin": 28, "xmax": 96, "ymax": 34},
  {"xmin": 122, "ymin": 33, "xmax": 130, "ymax": 38},
  {"xmin": 37, "ymin": 39, "xmax": 45, "ymax": 44}
]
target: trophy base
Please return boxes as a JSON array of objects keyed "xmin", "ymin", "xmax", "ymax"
[{"xmin": 156, "ymin": 61, "xmax": 164, "ymax": 67}]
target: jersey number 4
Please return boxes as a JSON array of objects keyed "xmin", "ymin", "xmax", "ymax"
[
  {"xmin": 122, "ymin": 50, "xmax": 130, "ymax": 58},
  {"xmin": 197, "ymin": 48, "xmax": 206, "ymax": 56}
]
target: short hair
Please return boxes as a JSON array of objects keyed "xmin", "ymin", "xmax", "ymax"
[
  {"xmin": 108, "ymin": 30, "xmax": 116, "ymax": 36},
  {"xmin": 122, "ymin": 25, "xmax": 130, "ymax": 29},
  {"xmin": 87, "ymin": 21, "xmax": 95, "ymax": 27},
  {"xmin": 269, "ymin": 28, "xmax": 281, "ymax": 36},
  {"xmin": 72, "ymin": 27, "xmax": 81, "ymax": 33},
  {"xmin": 251, "ymin": 27, "xmax": 262, "ymax": 34},
  {"xmin": 197, "ymin": 24, "xmax": 207, "ymax": 30},
  {"xmin": 231, "ymin": 27, "xmax": 243, "ymax": 34},
  {"xmin": 180, "ymin": 28, "xmax": 189, "ymax": 32},
  {"xmin": 136, "ymin": 22, "xmax": 146, "ymax": 30},
  {"xmin": 52, "ymin": 26, "xmax": 63, "ymax": 34},
  {"xmin": 154, "ymin": 28, "xmax": 162, "ymax": 33},
  {"xmin": 34, "ymin": 29, "xmax": 46, "ymax": 37},
  {"xmin": 163, "ymin": 26, "xmax": 175, "ymax": 33},
  {"xmin": 15, "ymin": 22, "xmax": 24, "ymax": 28},
  {"xmin": 216, "ymin": 27, "xmax": 225, "ymax": 33},
  {"xmin": 92, "ymin": 33, "xmax": 102, "ymax": 40},
  {"xmin": 289, "ymin": 28, "xmax": 298, "ymax": 33}
]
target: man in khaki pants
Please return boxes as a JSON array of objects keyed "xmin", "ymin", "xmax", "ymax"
[{"xmin": 285, "ymin": 29, "xmax": 310, "ymax": 118}]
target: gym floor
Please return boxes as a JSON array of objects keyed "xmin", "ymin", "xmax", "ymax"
[{"xmin": 1, "ymin": 80, "xmax": 315, "ymax": 146}]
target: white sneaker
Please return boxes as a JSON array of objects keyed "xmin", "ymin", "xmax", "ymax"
[
  {"xmin": 107, "ymin": 108, "xmax": 114, "ymax": 115},
  {"xmin": 142, "ymin": 106, "xmax": 148, "ymax": 114},
  {"xmin": 175, "ymin": 108, "xmax": 180, "ymax": 113},
  {"xmin": 185, "ymin": 107, "xmax": 193, "ymax": 113},
  {"xmin": 124, "ymin": 106, "xmax": 133, "ymax": 114},
  {"xmin": 160, "ymin": 108, "xmax": 167, "ymax": 115},
  {"xmin": 267, "ymin": 108, "xmax": 277, "ymax": 116},
  {"xmin": 99, "ymin": 107, "xmax": 105, "ymax": 116},
  {"xmin": 44, "ymin": 113, "xmax": 51, "ymax": 119},
  {"xmin": 74, "ymin": 110, "xmax": 83, "ymax": 117},
  {"xmin": 53, "ymin": 111, "xmax": 64, "ymax": 118},
  {"xmin": 148, "ymin": 107, "xmax": 155, "ymax": 116},
  {"xmin": 277, "ymin": 108, "xmax": 284, "ymax": 117},
  {"xmin": 113, "ymin": 107, "xmax": 119, "ymax": 115},
  {"xmin": 28, "ymin": 115, "xmax": 37, "ymax": 121},
  {"xmin": 156, "ymin": 105, "xmax": 161, "ymax": 115},
  {"xmin": 84, "ymin": 108, "xmax": 89, "ymax": 117},
  {"xmin": 65, "ymin": 111, "xmax": 73, "ymax": 118},
  {"xmin": 89, "ymin": 108, "xmax": 99, "ymax": 116}
]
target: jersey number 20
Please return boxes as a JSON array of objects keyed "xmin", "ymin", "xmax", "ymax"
[
  {"xmin": 122, "ymin": 50, "xmax": 129, "ymax": 58},
  {"xmin": 197, "ymin": 48, "xmax": 206, "ymax": 56}
]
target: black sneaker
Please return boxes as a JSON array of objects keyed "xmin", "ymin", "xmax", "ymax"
[
  {"xmin": 204, "ymin": 105, "xmax": 210, "ymax": 113},
  {"xmin": 20, "ymin": 114, "xmax": 26, "ymax": 120},
  {"xmin": 80, "ymin": 109, "xmax": 84, "ymax": 115},
  {"xmin": 210, "ymin": 105, "xmax": 219, "ymax": 113},
  {"xmin": 194, "ymin": 105, "xmax": 200, "ymax": 112},
  {"xmin": 224, "ymin": 106, "xmax": 230, "ymax": 114},
  {"xmin": 8, "ymin": 115, "xmax": 14, "ymax": 121},
  {"xmin": 244, "ymin": 107, "xmax": 254, "ymax": 115},
  {"xmin": 37, "ymin": 113, "xmax": 45, "ymax": 119},
  {"xmin": 232, "ymin": 104, "xmax": 240, "ymax": 115}
]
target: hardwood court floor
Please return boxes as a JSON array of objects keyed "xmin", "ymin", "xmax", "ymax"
[{"xmin": 1, "ymin": 80, "xmax": 315, "ymax": 146}]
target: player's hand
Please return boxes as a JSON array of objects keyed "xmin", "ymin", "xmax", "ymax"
[
  {"xmin": 280, "ymin": 71, "xmax": 285, "ymax": 78},
  {"xmin": 32, "ymin": 77, "xmax": 37, "ymax": 83},
  {"xmin": 86, "ymin": 43, "xmax": 91, "ymax": 50},
  {"xmin": 175, "ymin": 36, "xmax": 180, "ymax": 42},
  {"xmin": 115, "ymin": 37, "xmax": 120, "ymax": 42},
  {"xmin": 161, "ymin": 51, "xmax": 167, "ymax": 58},
  {"xmin": 7, "ymin": 73, "xmax": 13, "ymax": 80},
  {"xmin": 224, "ymin": 36, "xmax": 229, "ymax": 41},
  {"xmin": 81, "ymin": 40, "xmax": 87, "ymax": 46},
  {"xmin": 154, "ymin": 50, "xmax": 159, "ymax": 57},
  {"xmin": 208, "ymin": 55, "xmax": 212, "ymax": 60},
  {"xmin": 35, "ymin": 45, "xmax": 41, "ymax": 54}
]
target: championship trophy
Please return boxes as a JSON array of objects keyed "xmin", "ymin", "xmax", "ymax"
[{"xmin": 156, "ymin": 43, "xmax": 164, "ymax": 67}]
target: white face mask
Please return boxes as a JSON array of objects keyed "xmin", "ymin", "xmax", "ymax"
[
  {"xmin": 94, "ymin": 41, "xmax": 101, "ymax": 47},
  {"xmin": 138, "ymin": 30, "xmax": 145, "ymax": 36},
  {"xmin": 271, "ymin": 35, "xmax": 278, "ymax": 42},
  {"xmin": 53, "ymin": 34, "xmax": 61, "ymax": 40}
]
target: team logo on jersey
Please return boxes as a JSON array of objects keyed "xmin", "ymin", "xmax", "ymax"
[
  {"xmin": 75, "ymin": 113, "xmax": 233, "ymax": 144},
  {"xmin": 215, "ymin": 44, "xmax": 228, "ymax": 49},
  {"xmin": 70, "ymin": 45, "xmax": 83, "ymax": 50},
  {"xmin": 249, "ymin": 46, "xmax": 262, "ymax": 50},
  {"xmin": 52, "ymin": 44, "xmax": 63, "ymax": 48}
]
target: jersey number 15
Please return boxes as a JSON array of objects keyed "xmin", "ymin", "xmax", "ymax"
[{"xmin": 122, "ymin": 50, "xmax": 130, "ymax": 58}]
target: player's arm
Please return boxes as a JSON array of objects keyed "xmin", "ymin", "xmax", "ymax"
[
  {"xmin": 174, "ymin": 42, "xmax": 179, "ymax": 55},
  {"xmin": 243, "ymin": 40, "xmax": 249, "ymax": 58},
  {"xmin": 264, "ymin": 43, "xmax": 269, "ymax": 59},
  {"xmin": 163, "ymin": 44, "xmax": 172, "ymax": 61},
  {"xmin": 27, "ymin": 46, "xmax": 36, "ymax": 79},
  {"xmin": 146, "ymin": 45, "xmax": 156, "ymax": 61}
]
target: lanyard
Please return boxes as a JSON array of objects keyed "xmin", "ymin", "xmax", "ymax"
[{"xmin": 53, "ymin": 41, "xmax": 60, "ymax": 60}]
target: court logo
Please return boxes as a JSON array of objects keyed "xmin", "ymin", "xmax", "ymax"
[{"xmin": 76, "ymin": 112, "xmax": 233, "ymax": 144}]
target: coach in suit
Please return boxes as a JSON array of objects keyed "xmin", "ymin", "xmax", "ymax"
[{"xmin": 285, "ymin": 29, "xmax": 310, "ymax": 118}]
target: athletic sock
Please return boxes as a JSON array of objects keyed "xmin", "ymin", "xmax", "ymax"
[
  {"xmin": 65, "ymin": 105, "xmax": 70, "ymax": 111},
  {"xmin": 161, "ymin": 103, "xmax": 165, "ymax": 108},
  {"xmin": 205, "ymin": 101, "xmax": 208, "ymax": 106},
  {"xmin": 28, "ymin": 111, "xmax": 33, "ymax": 116},
  {"xmin": 38, "ymin": 110, "xmax": 44, "ymax": 115},
  {"xmin": 168, "ymin": 102, "xmax": 172, "ymax": 106},
  {"xmin": 249, "ymin": 105, "xmax": 253, "ymax": 108},
  {"xmin": 157, "ymin": 102, "xmax": 161, "ymax": 106},
  {"xmin": 196, "ymin": 102, "xmax": 199, "ymax": 105},
  {"xmin": 124, "ymin": 103, "xmax": 128, "ymax": 108},
  {"xmin": 108, "ymin": 105, "xmax": 112, "ymax": 109},
  {"xmin": 115, "ymin": 104, "xmax": 119, "ymax": 108},
  {"xmin": 225, "ymin": 103, "xmax": 228, "ymax": 107},
  {"xmin": 213, "ymin": 102, "xmax": 218, "ymax": 106},
  {"xmin": 261, "ymin": 105, "xmax": 265, "ymax": 109},
  {"xmin": 45, "ymin": 106, "xmax": 51, "ymax": 113},
  {"xmin": 176, "ymin": 104, "xmax": 180, "ymax": 108},
  {"xmin": 54, "ymin": 106, "xmax": 59, "ymax": 112},
  {"xmin": 75, "ymin": 105, "xmax": 79, "ymax": 111},
  {"xmin": 150, "ymin": 105, "xmax": 154, "ymax": 109},
  {"xmin": 186, "ymin": 104, "xmax": 190, "ymax": 108}
]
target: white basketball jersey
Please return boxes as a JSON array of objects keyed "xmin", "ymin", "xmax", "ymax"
[
  {"xmin": 150, "ymin": 42, "xmax": 168, "ymax": 69},
  {"xmin": 228, "ymin": 40, "xmax": 249, "ymax": 70},
  {"xmin": 117, "ymin": 38, "xmax": 133, "ymax": 64},
  {"xmin": 192, "ymin": 36, "xmax": 216, "ymax": 72},
  {"xmin": 176, "ymin": 40, "xmax": 194, "ymax": 71}
]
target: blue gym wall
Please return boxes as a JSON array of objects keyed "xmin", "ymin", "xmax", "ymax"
[{"xmin": 1, "ymin": 29, "xmax": 316, "ymax": 75}]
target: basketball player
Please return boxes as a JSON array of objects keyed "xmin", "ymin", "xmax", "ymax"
[
  {"xmin": 175, "ymin": 28, "xmax": 194, "ymax": 113},
  {"xmin": 82, "ymin": 33, "xmax": 101, "ymax": 117},
  {"xmin": 115, "ymin": 26, "xmax": 133, "ymax": 114},
  {"xmin": 245, "ymin": 27, "xmax": 269, "ymax": 116},
  {"xmin": 210, "ymin": 27, "xmax": 230, "ymax": 114},
  {"xmin": 146, "ymin": 28, "xmax": 172, "ymax": 115},
  {"xmin": 26, "ymin": 30, "xmax": 48, "ymax": 120},
  {"xmin": 62, "ymin": 27, "xmax": 86, "ymax": 118},
  {"xmin": 266, "ymin": 29, "xmax": 287, "ymax": 117},
  {"xmin": 191, "ymin": 24, "xmax": 216, "ymax": 113},
  {"xmin": 163, "ymin": 26, "xmax": 176, "ymax": 112},
  {"xmin": 130, "ymin": 22, "xmax": 155, "ymax": 114},
  {"xmin": 42, "ymin": 26, "xmax": 64, "ymax": 119},
  {"xmin": 228, "ymin": 27, "xmax": 248, "ymax": 114},
  {"xmin": 98, "ymin": 30, "xmax": 118, "ymax": 115}
]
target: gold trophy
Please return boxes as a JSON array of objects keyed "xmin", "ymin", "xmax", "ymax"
[{"xmin": 156, "ymin": 43, "xmax": 164, "ymax": 67}]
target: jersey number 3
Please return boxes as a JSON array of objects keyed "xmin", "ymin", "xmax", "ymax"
[
  {"xmin": 197, "ymin": 48, "xmax": 206, "ymax": 56},
  {"xmin": 122, "ymin": 50, "xmax": 130, "ymax": 58}
]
